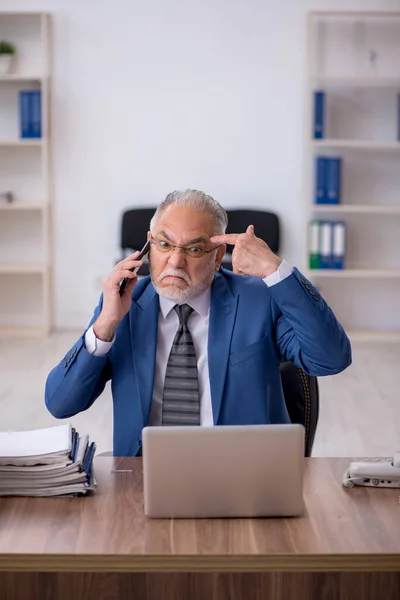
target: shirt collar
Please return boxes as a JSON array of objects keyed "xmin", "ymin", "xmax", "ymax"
[{"xmin": 159, "ymin": 286, "xmax": 211, "ymax": 319}]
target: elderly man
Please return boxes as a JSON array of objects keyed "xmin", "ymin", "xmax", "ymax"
[{"xmin": 45, "ymin": 189, "xmax": 351, "ymax": 456}]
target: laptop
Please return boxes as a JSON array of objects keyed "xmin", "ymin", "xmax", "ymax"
[{"xmin": 142, "ymin": 424, "xmax": 305, "ymax": 518}]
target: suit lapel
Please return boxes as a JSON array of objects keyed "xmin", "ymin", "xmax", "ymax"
[
  {"xmin": 130, "ymin": 282, "xmax": 159, "ymax": 425},
  {"xmin": 208, "ymin": 272, "xmax": 238, "ymax": 425}
]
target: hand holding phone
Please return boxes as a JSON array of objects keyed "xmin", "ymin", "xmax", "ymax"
[
  {"xmin": 93, "ymin": 240, "xmax": 152, "ymax": 342},
  {"xmin": 119, "ymin": 239, "xmax": 151, "ymax": 296}
]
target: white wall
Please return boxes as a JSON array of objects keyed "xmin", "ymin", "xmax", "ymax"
[{"xmin": 1, "ymin": 0, "xmax": 399, "ymax": 329}]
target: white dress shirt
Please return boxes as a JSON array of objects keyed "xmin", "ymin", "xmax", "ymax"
[{"xmin": 84, "ymin": 259, "xmax": 293, "ymax": 425}]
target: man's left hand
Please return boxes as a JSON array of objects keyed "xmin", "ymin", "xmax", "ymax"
[{"xmin": 210, "ymin": 225, "xmax": 282, "ymax": 278}]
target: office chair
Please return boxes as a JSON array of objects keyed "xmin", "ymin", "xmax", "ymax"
[
  {"xmin": 279, "ymin": 361, "xmax": 319, "ymax": 457},
  {"xmin": 120, "ymin": 207, "xmax": 156, "ymax": 276},
  {"xmin": 221, "ymin": 209, "xmax": 280, "ymax": 271}
]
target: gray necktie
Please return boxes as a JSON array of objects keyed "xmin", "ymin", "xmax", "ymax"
[{"xmin": 162, "ymin": 304, "xmax": 200, "ymax": 426}]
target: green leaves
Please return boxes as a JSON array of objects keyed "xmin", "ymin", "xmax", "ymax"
[{"xmin": 0, "ymin": 41, "xmax": 15, "ymax": 54}]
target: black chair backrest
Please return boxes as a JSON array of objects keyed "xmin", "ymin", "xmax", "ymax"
[
  {"xmin": 225, "ymin": 209, "xmax": 280, "ymax": 252},
  {"xmin": 279, "ymin": 361, "xmax": 319, "ymax": 457},
  {"xmin": 221, "ymin": 209, "xmax": 280, "ymax": 271},
  {"xmin": 121, "ymin": 208, "xmax": 156, "ymax": 252},
  {"xmin": 120, "ymin": 208, "xmax": 156, "ymax": 276}
]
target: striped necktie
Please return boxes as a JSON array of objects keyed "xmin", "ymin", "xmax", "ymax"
[{"xmin": 161, "ymin": 304, "xmax": 200, "ymax": 426}]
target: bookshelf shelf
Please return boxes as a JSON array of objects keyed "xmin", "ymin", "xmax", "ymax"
[
  {"xmin": 0, "ymin": 325, "xmax": 47, "ymax": 337},
  {"xmin": 0, "ymin": 263, "xmax": 48, "ymax": 275},
  {"xmin": 0, "ymin": 139, "xmax": 45, "ymax": 147},
  {"xmin": 347, "ymin": 330, "xmax": 400, "ymax": 343},
  {"xmin": 312, "ymin": 140, "xmax": 400, "ymax": 151},
  {"xmin": 306, "ymin": 269, "xmax": 400, "ymax": 279},
  {"xmin": 308, "ymin": 205, "xmax": 400, "ymax": 215},
  {"xmin": 0, "ymin": 74, "xmax": 46, "ymax": 82},
  {"xmin": 0, "ymin": 202, "xmax": 47, "ymax": 211},
  {"xmin": 312, "ymin": 77, "xmax": 400, "ymax": 88},
  {"xmin": 0, "ymin": 12, "xmax": 51, "ymax": 336},
  {"xmin": 310, "ymin": 11, "xmax": 400, "ymax": 17}
]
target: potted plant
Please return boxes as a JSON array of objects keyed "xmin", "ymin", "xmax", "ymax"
[{"xmin": 0, "ymin": 41, "xmax": 15, "ymax": 75}]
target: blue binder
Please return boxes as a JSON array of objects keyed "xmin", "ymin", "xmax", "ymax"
[
  {"xmin": 326, "ymin": 157, "xmax": 341, "ymax": 204},
  {"xmin": 19, "ymin": 91, "xmax": 31, "ymax": 138},
  {"xmin": 30, "ymin": 90, "xmax": 42, "ymax": 138},
  {"xmin": 331, "ymin": 221, "xmax": 346, "ymax": 269},
  {"xmin": 313, "ymin": 91, "xmax": 325, "ymax": 139},
  {"xmin": 83, "ymin": 442, "xmax": 97, "ymax": 478},
  {"xmin": 315, "ymin": 157, "xmax": 327, "ymax": 204},
  {"xmin": 398, "ymin": 94, "xmax": 400, "ymax": 142}
]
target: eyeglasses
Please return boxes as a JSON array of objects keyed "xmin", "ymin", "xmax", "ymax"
[{"xmin": 150, "ymin": 237, "xmax": 223, "ymax": 258}]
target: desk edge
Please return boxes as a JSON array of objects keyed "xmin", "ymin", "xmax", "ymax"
[{"xmin": 0, "ymin": 554, "xmax": 400, "ymax": 573}]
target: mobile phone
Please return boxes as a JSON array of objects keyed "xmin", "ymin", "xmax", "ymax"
[{"xmin": 119, "ymin": 239, "xmax": 151, "ymax": 296}]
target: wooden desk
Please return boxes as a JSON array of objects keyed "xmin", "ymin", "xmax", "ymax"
[{"xmin": 0, "ymin": 457, "xmax": 399, "ymax": 599}]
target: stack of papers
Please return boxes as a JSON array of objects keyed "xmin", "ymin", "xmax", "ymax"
[{"xmin": 0, "ymin": 424, "xmax": 97, "ymax": 497}]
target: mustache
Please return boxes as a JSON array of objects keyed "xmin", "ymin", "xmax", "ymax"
[{"xmin": 159, "ymin": 269, "xmax": 191, "ymax": 284}]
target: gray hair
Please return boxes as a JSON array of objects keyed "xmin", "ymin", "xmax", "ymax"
[{"xmin": 149, "ymin": 189, "xmax": 228, "ymax": 235}]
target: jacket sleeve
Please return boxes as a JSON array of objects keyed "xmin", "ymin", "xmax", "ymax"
[
  {"xmin": 44, "ymin": 296, "xmax": 112, "ymax": 418},
  {"xmin": 270, "ymin": 268, "xmax": 352, "ymax": 376}
]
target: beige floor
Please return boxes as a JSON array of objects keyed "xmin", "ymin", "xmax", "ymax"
[{"xmin": 0, "ymin": 331, "xmax": 399, "ymax": 457}]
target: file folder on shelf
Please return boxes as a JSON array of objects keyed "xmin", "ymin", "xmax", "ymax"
[
  {"xmin": 308, "ymin": 220, "xmax": 321, "ymax": 269},
  {"xmin": 315, "ymin": 157, "xmax": 327, "ymax": 204},
  {"xmin": 314, "ymin": 156, "xmax": 341, "ymax": 205},
  {"xmin": 18, "ymin": 90, "xmax": 42, "ymax": 139},
  {"xmin": 331, "ymin": 221, "xmax": 346, "ymax": 269},
  {"xmin": 30, "ymin": 90, "xmax": 42, "ymax": 138},
  {"xmin": 19, "ymin": 91, "xmax": 31, "ymax": 138},
  {"xmin": 313, "ymin": 91, "xmax": 325, "ymax": 139},
  {"xmin": 398, "ymin": 94, "xmax": 400, "ymax": 142},
  {"xmin": 320, "ymin": 222, "xmax": 333, "ymax": 269},
  {"xmin": 326, "ymin": 157, "xmax": 341, "ymax": 204}
]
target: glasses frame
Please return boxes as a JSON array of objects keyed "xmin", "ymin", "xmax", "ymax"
[{"xmin": 149, "ymin": 236, "xmax": 223, "ymax": 258}]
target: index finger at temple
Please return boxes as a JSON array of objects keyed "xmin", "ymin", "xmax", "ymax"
[{"xmin": 210, "ymin": 233, "xmax": 239, "ymax": 245}]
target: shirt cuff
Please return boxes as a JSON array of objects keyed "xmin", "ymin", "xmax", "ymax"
[
  {"xmin": 263, "ymin": 259, "xmax": 293, "ymax": 287},
  {"xmin": 84, "ymin": 325, "xmax": 115, "ymax": 356}
]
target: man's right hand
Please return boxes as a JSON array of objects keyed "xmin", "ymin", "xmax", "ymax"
[{"xmin": 93, "ymin": 252, "xmax": 144, "ymax": 342}]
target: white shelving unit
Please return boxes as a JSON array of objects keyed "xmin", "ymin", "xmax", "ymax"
[
  {"xmin": 313, "ymin": 140, "xmax": 400, "ymax": 151},
  {"xmin": 0, "ymin": 203, "xmax": 46, "ymax": 211},
  {"xmin": 306, "ymin": 205, "xmax": 400, "ymax": 214},
  {"xmin": 0, "ymin": 13, "xmax": 51, "ymax": 336},
  {"xmin": 305, "ymin": 11, "xmax": 400, "ymax": 342},
  {"xmin": 307, "ymin": 269, "xmax": 400, "ymax": 279}
]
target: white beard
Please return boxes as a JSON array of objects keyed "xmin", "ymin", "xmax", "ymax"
[{"xmin": 151, "ymin": 262, "xmax": 216, "ymax": 302}]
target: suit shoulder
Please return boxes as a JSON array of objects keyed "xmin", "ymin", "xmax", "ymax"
[{"xmin": 217, "ymin": 268, "xmax": 271, "ymax": 297}]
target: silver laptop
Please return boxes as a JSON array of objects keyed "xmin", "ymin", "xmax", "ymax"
[{"xmin": 142, "ymin": 424, "xmax": 305, "ymax": 518}]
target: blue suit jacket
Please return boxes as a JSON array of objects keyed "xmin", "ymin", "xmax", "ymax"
[{"xmin": 45, "ymin": 268, "xmax": 351, "ymax": 456}]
